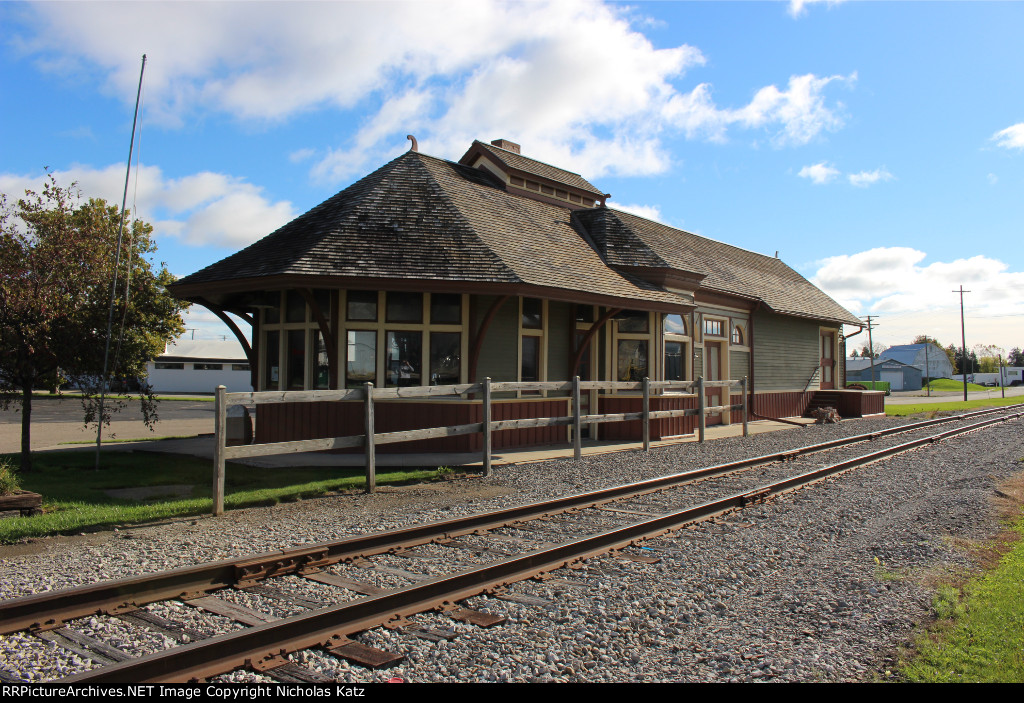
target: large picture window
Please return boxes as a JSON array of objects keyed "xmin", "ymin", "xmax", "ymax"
[
  {"xmin": 617, "ymin": 339, "xmax": 648, "ymax": 381},
  {"xmin": 346, "ymin": 330, "xmax": 376, "ymax": 387},
  {"xmin": 430, "ymin": 332, "xmax": 461, "ymax": 385},
  {"xmin": 260, "ymin": 289, "xmax": 334, "ymax": 391},
  {"xmin": 663, "ymin": 312, "xmax": 691, "ymax": 385},
  {"xmin": 519, "ymin": 298, "xmax": 546, "ymax": 393},
  {"xmin": 264, "ymin": 289, "xmax": 467, "ymax": 391},
  {"xmin": 386, "ymin": 331, "xmax": 423, "ymax": 387}
]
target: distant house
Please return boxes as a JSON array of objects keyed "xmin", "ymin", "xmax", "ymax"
[
  {"xmin": 146, "ymin": 340, "xmax": 252, "ymax": 393},
  {"xmin": 846, "ymin": 357, "xmax": 922, "ymax": 391},
  {"xmin": 878, "ymin": 343, "xmax": 954, "ymax": 380}
]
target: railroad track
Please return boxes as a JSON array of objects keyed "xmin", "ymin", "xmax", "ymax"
[{"xmin": 2, "ymin": 404, "xmax": 1022, "ymax": 683}]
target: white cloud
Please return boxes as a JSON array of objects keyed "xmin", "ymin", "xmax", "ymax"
[
  {"xmin": 16, "ymin": 2, "xmax": 855, "ymax": 183},
  {"xmin": 788, "ymin": 0, "xmax": 847, "ymax": 19},
  {"xmin": 991, "ymin": 123, "xmax": 1024, "ymax": 150},
  {"xmin": 612, "ymin": 203, "xmax": 664, "ymax": 223},
  {"xmin": 798, "ymin": 161, "xmax": 840, "ymax": 184},
  {"xmin": 810, "ymin": 247, "xmax": 1024, "ymax": 350},
  {"xmin": 797, "ymin": 162, "xmax": 895, "ymax": 187},
  {"xmin": 0, "ymin": 165, "xmax": 296, "ymax": 248},
  {"xmin": 848, "ymin": 167, "xmax": 894, "ymax": 187},
  {"xmin": 987, "ymin": 173, "xmax": 998, "ymax": 185}
]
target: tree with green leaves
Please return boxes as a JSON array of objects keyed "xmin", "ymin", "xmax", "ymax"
[
  {"xmin": 1009, "ymin": 347, "xmax": 1024, "ymax": 367},
  {"xmin": 973, "ymin": 344, "xmax": 1005, "ymax": 374},
  {"xmin": 0, "ymin": 177, "xmax": 188, "ymax": 472}
]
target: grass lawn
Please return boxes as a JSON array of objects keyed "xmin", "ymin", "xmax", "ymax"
[
  {"xmin": 901, "ymin": 511, "xmax": 1024, "ymax": 681},
  {"xmin": 885, "ymin": 397, "xmax": 1024, "ymax": 416},
  {"xmin": 925, "ymin": 379, "xmax": 993, "ymax": 393},
  {"xmin": 0, "ymin": 450, "xmax": 446, "ymax": 544}
]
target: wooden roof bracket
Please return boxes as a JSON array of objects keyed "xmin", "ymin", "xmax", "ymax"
[
  {"xmin": 196, "ymin": 300, "xmax": 256, "ymax": 389},
  {"xmin": 469, "ymin": 295, "xmax": 511, "ymax": 383},
  {"xmin": 571, "ymin": 307, "xmax": 622, "ymax": 378},
  {"xmin": 298, "ymin": 288, "xmax": 339, "ymax": 389}
]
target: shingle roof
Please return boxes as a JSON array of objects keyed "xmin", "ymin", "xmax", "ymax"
[
  {"xmin": 878, "ymin": 344, "xmax": 928, "ymax": 365},
  {"xmin": 574, "ymin": 208, "xmax": 861, "ymax": 326},
  {"xmin": 475, "ymin": 141, "xmax": 604, "ymax": 196},
  {"xmin": 846, "ymin": 357, "xmax": 908, "ymax": 371},
  {"xmin": 171, "ymin": 151, "xmax": 685, "ymax": 309},
  {"xmin": 172, "ymin": 143, "xmax": 859, "ymax": 327}
]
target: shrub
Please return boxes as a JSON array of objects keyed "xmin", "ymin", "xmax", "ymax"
[{"xmin": 0, "ymin": 459, "xmax": 20, "ymax": 495}]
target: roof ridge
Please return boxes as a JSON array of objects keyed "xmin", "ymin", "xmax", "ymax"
[{"xmin": 477, "ymin": 140, "xmax": 587, "ymax": 177}]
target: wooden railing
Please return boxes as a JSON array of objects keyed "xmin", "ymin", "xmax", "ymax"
[{"xmin": 212, "ymin": 377, "xmax": 749, "ymax": 515}]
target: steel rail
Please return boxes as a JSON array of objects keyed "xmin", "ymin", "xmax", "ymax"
[
  {"xmin": 63, "ymin": 408, "xmax": 1023, "ymax": 683},
  {"xmin": 2, "ymin": 403, "xmax": 1021, "ymax": 635}
]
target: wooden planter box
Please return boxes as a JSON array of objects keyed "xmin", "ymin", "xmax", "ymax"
[{"xmin": 0, "ymin": 490, "xmax": 43, "ymax": 517}]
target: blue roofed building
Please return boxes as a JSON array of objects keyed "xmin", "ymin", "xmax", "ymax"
[{"xmin": 878, "ymin": 343, "xmax": 954, "ymax": 380}]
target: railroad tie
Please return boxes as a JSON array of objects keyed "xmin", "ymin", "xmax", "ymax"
[{"xmin": 323, "ymin": 639, "xmax": 404, "ymax": 670}]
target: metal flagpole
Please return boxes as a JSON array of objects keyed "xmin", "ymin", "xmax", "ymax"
[{"xmin": 95, "ymin": 54, "xmax": 146, "ymax": 470}]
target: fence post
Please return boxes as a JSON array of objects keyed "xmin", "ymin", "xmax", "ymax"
[
  {"xmin": 741, "ymin": 376, "xmax": 749, "ymax": 437},
  {"xmin": 213, "ymin": 385, "xmax": 227, "ymax": 516},
  {"xmin": 642, "ymin": 376, "xmax": 651, "ymax": 452},
  {"xmin": 482, "ymin": 377, "xmax": 492, "ymax": 476},
  {"xmin": 364, "ymin": 382, "xmax": 375, "ymax": 494},
  {"xmin": 572, "ymin": 375, "xmax": 582, "ymax": 460},
  {"xmin": 696, "ymin": 376, "xmax": 706, "ymax": 443}
]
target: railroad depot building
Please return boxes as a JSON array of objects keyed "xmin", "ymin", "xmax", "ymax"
[{"xmin": 168, "ymin": 138, "xmax": 874, "ymax": 451}]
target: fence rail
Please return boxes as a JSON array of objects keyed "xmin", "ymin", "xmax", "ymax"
[{"xmin": 212, "ymin": 376, "xmax": 749, "ymax": 515}]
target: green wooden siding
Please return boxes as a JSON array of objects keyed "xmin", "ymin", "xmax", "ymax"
[
  {"xmin": 730, "ymin": 350, "xmax": 750, "ymax": 381},
  {"xmin": 547, "ymin": 301, "xmax": 572, "ymax": 386},
  {"xmin": 753, "ymin": 310, "xmax": 821, "ymax": 391},
  {"xmin": 474, "ymin": 295, "xmax": 518, "ymax": 384}
]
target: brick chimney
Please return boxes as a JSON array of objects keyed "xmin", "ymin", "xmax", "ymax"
[{"xmin": 490, "ymin": 138, "xmax": 521, "ymax": 154}]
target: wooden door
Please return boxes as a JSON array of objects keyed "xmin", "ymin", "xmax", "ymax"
[
  {"xmin": 705, "ymin": 341, "xmax": 723, "ymax": 425},
  {"xmin": 820, "ymin": 332, "xmax": 835, "ymax": 390}
]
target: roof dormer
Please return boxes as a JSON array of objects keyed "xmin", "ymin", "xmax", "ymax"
[{"xmin": 458, "ymin": 139, "xmax": 609, "ymax": 210}]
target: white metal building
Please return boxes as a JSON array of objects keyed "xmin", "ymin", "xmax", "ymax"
[{"xmin": 145, "ymin": 340, "xmax": 252, "ymax": 393}]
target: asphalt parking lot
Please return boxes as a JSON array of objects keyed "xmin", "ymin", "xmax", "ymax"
[{"xmin": 0, "ymin": 395, "xmax": 215, "ymax": 453}]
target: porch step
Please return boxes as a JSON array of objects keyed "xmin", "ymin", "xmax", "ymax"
[{"xmin": 804, "ymin": 391, "xmax": 842, "ymax": 417}]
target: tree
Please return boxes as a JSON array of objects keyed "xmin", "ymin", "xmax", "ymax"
[
  {"xmin": 949, "ymin": 345, "xmax": 979, "ymax": 376},
  {"xmin": 859, "ymin": 343, "xmax": 886, "ymax": 358},
  {"xmin": 0, "ymin": 177, "xmax": 188, "ymax": 472},
  {"xmin": 973, "ymin": 344, "xmax": 1005, "ymax": 374},
  {"xmin": 1010, "ymin": 347, "xmax": 1024, "ymax": 367}
]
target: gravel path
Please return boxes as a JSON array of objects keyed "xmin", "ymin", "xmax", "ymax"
[{"xmin": 1, "ymin": 412, "xmax": 1021, "ymax": 682}]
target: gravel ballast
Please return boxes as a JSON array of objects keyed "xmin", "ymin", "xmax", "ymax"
[{"xmin": 1, "ymin": 413, "xmax": 1021, "ymax": 682}]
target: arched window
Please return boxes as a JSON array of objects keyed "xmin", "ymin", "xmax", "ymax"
[{"xmin": 732, "ymin": 326, "xmax": 743, "ymax": 345}]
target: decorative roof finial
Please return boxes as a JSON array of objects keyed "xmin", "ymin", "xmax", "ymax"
[{"xmin": 407, "ymin": 135, "xmax": 418, "ymax": 152}]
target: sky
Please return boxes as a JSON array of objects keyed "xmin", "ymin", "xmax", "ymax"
[{"xmin": 1, "ymin": 0, "xmax": 1022, "ymax": 357}]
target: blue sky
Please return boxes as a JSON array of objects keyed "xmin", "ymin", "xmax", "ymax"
[{"xmin": 2, "ymin": 1, "xmax": 1022, "ymax": 355}]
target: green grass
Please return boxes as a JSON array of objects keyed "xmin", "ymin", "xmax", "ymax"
[
  {"xmin": 0, "ymin": 451, "xmax": 447, "ymax": 544},
  {"xmin": 901, "ymin": 517, "xmax": 1024, "ymax": 682},
  {"xmin": 926, "ymin": 378, "xmax": 992, "ymax": 392},
  {"xmin": 885, "ymin": 396, "xmax": 1024, "ymax": 416}
]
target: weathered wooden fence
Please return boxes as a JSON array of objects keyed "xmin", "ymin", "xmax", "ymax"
[{"xmin": 212, "ymin": 377, "xmax": 749, "ymax": 515}]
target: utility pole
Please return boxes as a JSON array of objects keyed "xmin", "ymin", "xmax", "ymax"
[
  {"xmin": 954, "ymin": 285, "xmax": 970, "ymax": 402},
  {"xmin": 862, "ymin": 316, "xmax": 878, "ymax": 385},
  {"xmin": 922, "ymin": 335, "xmax": 931, "ymax": 397},
  {"xmin": 999, "ymin": 354, "xmax": 1005, "ymax": 399}
]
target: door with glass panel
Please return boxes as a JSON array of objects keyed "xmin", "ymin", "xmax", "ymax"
[{"xmin": 704, "ymin": 341, "xmax": 723, "ymax": 425}]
